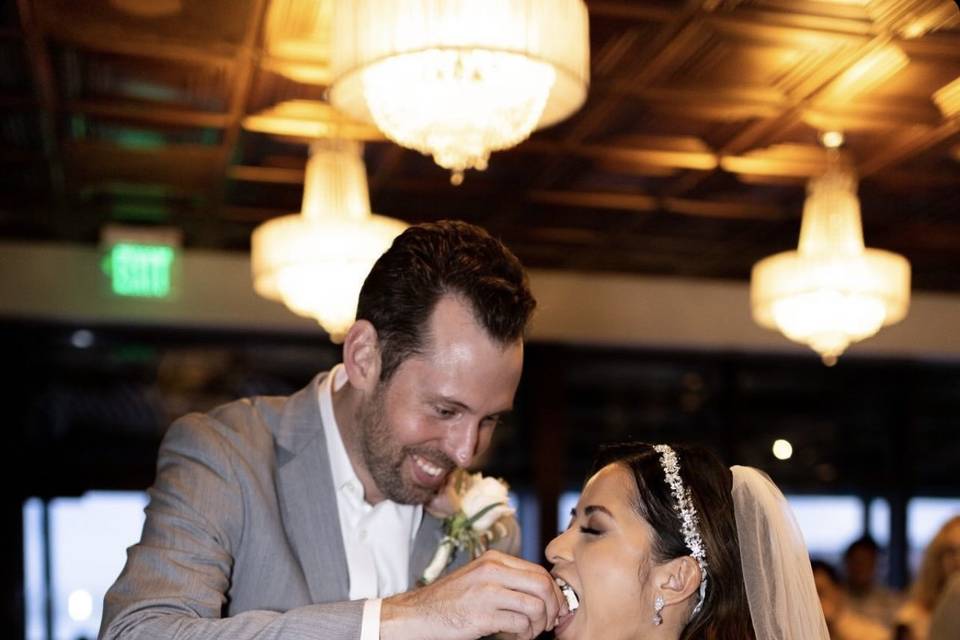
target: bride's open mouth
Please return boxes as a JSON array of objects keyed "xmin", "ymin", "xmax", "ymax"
[{"xmin": 554, "ymin": 576, "xmax": 580, "ymax": 636}]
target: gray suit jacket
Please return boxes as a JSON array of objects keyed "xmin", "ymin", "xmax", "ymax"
[{"xmin": 100, "ymin": 372, "xmax": 489, "ymax": 640}]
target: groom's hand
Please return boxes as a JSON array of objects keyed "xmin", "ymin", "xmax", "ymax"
[{"xmin": 380, "ymin": 550, "xmax": 567, "ymax": 640}]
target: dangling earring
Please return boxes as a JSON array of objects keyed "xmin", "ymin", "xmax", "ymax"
[{"xmin": 652, "ymin": 594, "xmax": 664, "ymax": 626}]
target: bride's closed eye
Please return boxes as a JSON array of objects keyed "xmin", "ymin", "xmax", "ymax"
[
  {"xmin": 578, "ymin": 504, "xmax": 613, "ymax": 536},
  {"xmin": 565, "ymin": 508, "xmax": 602, "ymax": 535}
]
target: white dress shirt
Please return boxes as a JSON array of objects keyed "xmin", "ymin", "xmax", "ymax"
[{"xmin": 319, "ymin": 364, "xmax": 423, "ymax": 640}]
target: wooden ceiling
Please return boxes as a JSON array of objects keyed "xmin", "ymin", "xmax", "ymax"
[{"xmin": 3, "ymin": 0, "xmax": 960, "ymax": 291}]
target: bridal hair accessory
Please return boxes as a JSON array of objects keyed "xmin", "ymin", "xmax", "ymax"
[
  {"xmin": 652, "ymin": 594, "xmax": 665, "ymax": 626},
  {"xmin": 419, "ymin": 469, "xmax": 515, "ymax": 585},
  {"xmin": 653, "ymin": 444, "xmax": 708, "ymax": 614}
]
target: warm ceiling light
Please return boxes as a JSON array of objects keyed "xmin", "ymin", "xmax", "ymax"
[
  {"xmin": 328, "ymin": 0, "xmax": 590, "ymax": 184},
  {"xmin": 772, "ymin": 439, "xmax": 794, "ymax": 461},
  {"xmin": 264, "ymin": 0, "xmax": 334, "ymax": 84},
  {"xmin": 751, "ymin": 150, "xmax": 910, "ymax": 365},
  {"xmin": 251, "ymin": 141, "xmax": 407, "ymax": 341},
  {"xmin": 820, "ymin": 131, "xmax": 845, "ymax": 149},
  {"xmin": 243, "ymin": 100, "xmax": 383, "ymax": 141}
]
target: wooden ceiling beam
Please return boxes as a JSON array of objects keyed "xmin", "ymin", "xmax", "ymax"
[
  {"xmin": 227, "ymin": 165, "xmax": 304, "ymax": 185},
  {"xmin": 705, "ymin": 7, "xmax": 874, "ymax": 41},
  {"xmin": 595, "ymin": 82, "xmax": 943, "ymax": 129},
  {"xmin": 213, "ymin": 0, "xmax": 270, "ymax": 227},
  {"xmin": 592, "ymin": 0, "xmax": 960, "ymax": 50},
  {"xmin": 524, "ymin": 139, "xmax": 719, "ymax": 171},
  {"xmin": 527, "ymin": 189, "xmax": 786, "ymax": 220},
  {"xmin": 859, "ymin": 120, "xmax": 960, "ymax": 177},
  {"xmin": 221, "ymin": 205, "xmax": 290, "ymax": 223},
  {"xmin": 68, "ymin": 100, "xmax": 231, "ymax": 129},
  {"xmin": 663, "ymin": 30, "xmax": 898, "ymax": 198},
  {"xmin": 16, "ymin": 0, "xmax": 65, "ymax": 218},
  {"xmin": 43, "ymin": 24, "xmax": 236, "ymax": 67},
  {"xmin": 585, "ymin": 1, "xmax": 675, "ymax": 23},
  {"xmin": 533, "ymin": 0, "xmax": 714, "ymax": 189},
  {"xmin": 865, "ymin": 168, "xmax": 960, "ymax": 190}
]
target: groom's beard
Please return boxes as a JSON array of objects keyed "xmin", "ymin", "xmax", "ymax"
[{"xmin": 357, "ymin": 381, "xmax": 455, "ymax": 505}]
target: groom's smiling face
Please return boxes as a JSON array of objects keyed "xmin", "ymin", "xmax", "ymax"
[{"xmin": 356, "ymin": 295, "xmax": 523, "ymax": 505}]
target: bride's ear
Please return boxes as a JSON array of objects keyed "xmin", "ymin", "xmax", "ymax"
[{"xmin": 657, "ymin": 556, "xmax": 703, "ymax": 606}]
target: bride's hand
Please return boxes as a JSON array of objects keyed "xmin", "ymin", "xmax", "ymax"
[{"xmin": 380, "ymin": 550, "xmax": 567, "ymax": 640}]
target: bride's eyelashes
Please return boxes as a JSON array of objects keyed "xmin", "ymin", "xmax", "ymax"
[{"xmin": 567, "ymin": 505, "xmax": 609, "ymax": 536}]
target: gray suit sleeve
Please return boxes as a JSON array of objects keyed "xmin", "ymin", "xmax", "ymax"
[{"xmin": 99, "ymin": 415, "xmax": 363, "ymax": 640}]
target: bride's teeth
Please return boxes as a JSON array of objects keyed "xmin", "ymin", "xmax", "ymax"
[{"xmin": 555, "ymin": 578, "xmax": 580, "ymax": 611}]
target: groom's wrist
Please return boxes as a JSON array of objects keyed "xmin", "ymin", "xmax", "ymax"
[{"xmin": 380, "ymin": 592, "xmax": 421, "ymax": 640}]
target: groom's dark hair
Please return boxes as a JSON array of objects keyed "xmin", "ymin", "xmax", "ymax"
[
  {"xmin": 593, "ymin": 442, "xmax": 757, "ymax": 640},
  {"xmin": 356, "ymin": 220, "xmax": 535, "ymax": 382}
]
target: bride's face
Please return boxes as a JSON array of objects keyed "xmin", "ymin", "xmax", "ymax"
[{"xmin": 546, "ymin": 463, "xmax": 660, "ymax": 640}]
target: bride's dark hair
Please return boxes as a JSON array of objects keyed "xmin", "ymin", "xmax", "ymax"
[{"xmin": 592, "ymin": 442, "xmax": 756, "ymax": 640}]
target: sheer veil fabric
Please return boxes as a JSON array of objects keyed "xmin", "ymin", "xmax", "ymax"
[{"xmin": 731, "ymin": 466, "xmax": 830, "ymax": 640}]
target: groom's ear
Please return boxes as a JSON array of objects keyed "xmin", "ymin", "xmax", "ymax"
[
  {"xmin": 342, "ymin": 319, "xmax": 382, "ymax": 392},
  {"xmin": 657, "ymin": 556, "xmax": 704, "ymax": 607}
]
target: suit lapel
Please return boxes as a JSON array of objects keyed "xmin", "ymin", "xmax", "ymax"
[
  {"xmin": 409, "ymin": 514, "xmax": 445, "ymax": 586},
  {"xmin": 274, "ymin": 374, "xmax": 350, "ymax": 603}
]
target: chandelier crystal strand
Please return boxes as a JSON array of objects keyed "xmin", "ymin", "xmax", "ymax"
[
  {"xmin": 251, "ymin": 141, "xmax": 407, "ymax": 341},
  {"xmin": 750, "ymin": 150, "xmax": 910, "ymax": 365},
  {"xmin": 330, "ymin": 0, "xmax": 589, "ymax": 184}
]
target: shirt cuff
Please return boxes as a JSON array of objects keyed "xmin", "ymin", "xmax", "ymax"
[{"xmin": 361, "ymin": 598, "xmax": 382, "ymax": 640}]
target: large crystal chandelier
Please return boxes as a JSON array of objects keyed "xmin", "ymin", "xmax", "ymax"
[
  {"xmin": 750, "ymin": 145, "xmax": 910, "ymax": 365},
  {"xmin": 328, "ymin": 0, "xmax": 590, "ymax": 184},
  {"xmin": 251, "ymin": 141, "xmax": 407, "ymax": 341}
]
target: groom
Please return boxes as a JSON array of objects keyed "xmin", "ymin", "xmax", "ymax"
[{"xmin": 99, "ymin": 220, "xmax": 566, "ymax": 640}]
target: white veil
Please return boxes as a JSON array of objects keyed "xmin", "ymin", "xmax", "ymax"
[{"xmin": 730, "ymin": 466, "xmax": 830, "ymax": 640}]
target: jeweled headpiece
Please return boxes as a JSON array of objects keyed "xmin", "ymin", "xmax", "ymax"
[{"xmin": 653, "ymin": 444, "xmax": 708, "ymax": 614}]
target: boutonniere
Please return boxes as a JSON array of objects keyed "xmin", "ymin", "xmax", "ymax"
[{"xmin": 419, "ymin": 469, "xmax": 515, "ymax": 585}]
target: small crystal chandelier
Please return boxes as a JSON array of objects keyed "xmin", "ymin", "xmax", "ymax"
[
  {"xmin": 750, "ymin": 135, "xmax": 910, "ymax": 365},
  {"xmin": 328, "ymin": 0, "xmax": 590, "ymax": 185},
  {"xmin": 251, "ymin": 140, "xmax": 407, "ymax": 341}
]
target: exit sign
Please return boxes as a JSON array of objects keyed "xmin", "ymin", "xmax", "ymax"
[
  {"xmin": 106, "ymin": 243, "xmax": 176, "ymax": 298},
  {"xmin": 100, "ymin": 225, "xmax": 182, "ymax": 299}
]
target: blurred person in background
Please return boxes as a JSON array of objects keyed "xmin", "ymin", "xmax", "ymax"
[
  {"xmin": 812, "ymin": 559, "xmax": 888, "ymax": 640},
  {"xmin": 843, "ymin": 535, "xmax": 901, "ymax": 629},
  {"xmin": 928, "ymin": 572, "xmax": 960, "ymax": 640},
  {"xmin": 894, "ymin": 515, "xmax": 960, "ymax": 640}
]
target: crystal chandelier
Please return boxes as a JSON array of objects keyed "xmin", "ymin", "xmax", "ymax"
[
  {"xmin": 328, "ymin": 0, "xmax": 590, "ymax": 184},
  {"xmin": 251, "ymin": 141, "xmax": 407, "ymax": 341},
  {"xmin": 750, "ymin": 144, "xmax": 910, "ymax": 365}
]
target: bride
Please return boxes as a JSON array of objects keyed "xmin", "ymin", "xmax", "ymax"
[{"xmin": 547, "ymin": 442, "xmax": 830, "ymax": 640}]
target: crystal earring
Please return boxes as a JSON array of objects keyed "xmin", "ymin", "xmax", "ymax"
[{"xmin": 652, "ymin": 594, "xmax": 664, "ymax": 626}]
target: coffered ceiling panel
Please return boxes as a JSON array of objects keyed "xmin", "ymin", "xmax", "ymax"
[{"xmin": 2, "ymin": 0, "xmax": 958, "ymax": 292}]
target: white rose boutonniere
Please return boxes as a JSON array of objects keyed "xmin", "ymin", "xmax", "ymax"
[{"xmin": 419, "ymin": 469, "xmax": 515, "ymax": 585}]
